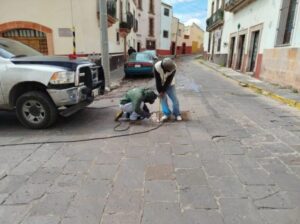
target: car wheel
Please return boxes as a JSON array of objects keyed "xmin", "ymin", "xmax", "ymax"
[
  {"xmin": 124, "ymin": 73, "xmax": 130, "ymax": 79},
  {"xmin": 16, "ymin": 91, "xmax": 58, "ymax": 129}
]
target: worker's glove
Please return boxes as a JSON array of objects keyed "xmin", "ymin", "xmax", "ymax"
[{"xmin": 143, "ymin": 112, "xmax": 151, "ymax": 119}]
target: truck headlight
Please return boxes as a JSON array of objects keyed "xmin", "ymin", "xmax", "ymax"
[{"xmin": 50, "ymin": 71, "xmax": 75, "ymax": 84}]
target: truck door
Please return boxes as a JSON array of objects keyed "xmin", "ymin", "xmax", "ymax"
[{"xmin": 0, "ymin": 57, "xmax": 7, "ymax": 105}]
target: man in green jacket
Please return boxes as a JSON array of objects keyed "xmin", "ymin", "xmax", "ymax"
[{"xmin": 115, "ymin": 87, "xmax": 157, "ymax": 121}]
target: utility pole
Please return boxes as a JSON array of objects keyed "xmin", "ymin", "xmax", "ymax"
[
  {"xmin": 174, "ymin": 19, "xmax": 179, "ymax": 58},
  {"xmin": 99, "ymin": 0, "xmax": 111, "ymax": 89}
]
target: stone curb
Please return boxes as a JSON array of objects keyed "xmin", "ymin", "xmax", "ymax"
[{"xmin": 198, "ymin": 60, "xmax": 300, "ymax": 110}]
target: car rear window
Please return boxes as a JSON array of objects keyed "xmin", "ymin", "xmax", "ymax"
[{"xmin": 129, "ymin": 53, "xmax": 151, "ymax": 61}]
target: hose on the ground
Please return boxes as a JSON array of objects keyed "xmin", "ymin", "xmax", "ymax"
[{"xmin": 0, "ymin": 106, "xmax": 164, "ymax": 147}]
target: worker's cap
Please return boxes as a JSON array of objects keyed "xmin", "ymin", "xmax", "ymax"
[{"xmin": 162, "ymin": 57, "xmax": 176, "ymax": 72}]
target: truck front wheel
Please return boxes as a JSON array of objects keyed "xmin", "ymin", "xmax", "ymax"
[{"xmin": 16, "ymin": 91, "xmax": 58, "ymax": 129}]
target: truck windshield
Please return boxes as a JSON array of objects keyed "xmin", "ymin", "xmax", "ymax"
[{"xmin": 0, "ymin": 38, "xmax": 42, "ymax": 59}]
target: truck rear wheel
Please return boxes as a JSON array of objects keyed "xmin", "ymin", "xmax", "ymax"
[{"xmin": 16, "ymin": 91, "xmax": 58, "ymax": 129}]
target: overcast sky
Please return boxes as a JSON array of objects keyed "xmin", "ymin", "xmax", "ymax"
[{"xmin": 163, "ymin": 0, "xmax": 207, "ymax": 29}]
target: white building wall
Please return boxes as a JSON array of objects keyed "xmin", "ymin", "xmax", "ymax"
[
  {"xmin": 291, "ymin": 2, "xmax": 300, "ymax": 47},
  {"xmin": 160, "ymin": 3, "xmax": 172, "ymax": 50},
  {"xmin": 136, "ymin": 0, "xmax": 161, "ymax": 51},
  {"xmin": 0, "ymin": 0, "xmax": 134, "ymax": 55},
  {"xmin": 221, "ymin": 0, "xmax": 282, "ymax": 55}
]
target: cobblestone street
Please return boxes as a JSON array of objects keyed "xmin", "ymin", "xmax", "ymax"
[{"xmin": 1, "ymin": 56, "xmax": 300, "ymax": 224}]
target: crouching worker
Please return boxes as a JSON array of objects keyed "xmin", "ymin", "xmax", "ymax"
[{"xmin": 115, "ymin": 87, "xmax": 157, "ymax": 121}]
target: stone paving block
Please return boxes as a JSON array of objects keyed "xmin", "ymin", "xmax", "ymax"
[
  {"xmin": 0, "ymin": 175, "xmax": 27, "ymax": 195},
  {"xmin": 254, "ymin": 191, "xmax": 294, "ymax": 209},
  {"xmin": 28, "ymin": 167, "xmax": 60, "ymax": 184},
  {"xmin": 21, "ymin": 215, "xmax": 60, "ymax": 224},
  {"xmin": 10, "ymin": 160, "xmax": 43, "ymax": 176},
  {"xmin": 279, "ymin": 154, "xmax": 300, "ymax": 166},
  {"xmin": 113, "ymin": 158, "xmax": 145, "ymax": 190},
  {"xmin": 5, "ymin": 183, "xmax": 49, "ymax": 205},
  {"xmin": 30, "ymin": 192, "xmax": 75, "ymax": 217},
  {"xmin": 145, "ymin": 180, "xmax": 178, "ymax": 203},
  {"xmin": 258, "ymin": 158, "xmax": 291, "ymax": 174},
  {"xmin": 0, "ymin": 193, "xmax": 9, "ymax": 204},
  {"xmin": 180, "ymin": 186, "xmax": 218, "ymax": 210},
  {"xmin": 269, "ymin": 172, "xmax": 300, "ymax": 192},
  {"xmin": 175, "ymin": 168, "xmax": 208, "ymax": 188},
  {"xmin": 62, "ymin": 160, "xmax": 91, "ymax": 175},
  {"xmin": 208, "ymin": 176, "xmax": 246, "ymax": 198},
  {"xmin": 124, "ymin": 145, "xmax": 147, "ymax": 158},
  {"xmin": 48, "ymin": 173, "xmax": 85, "ymax": 193},
  {"xmin": 88, "ymin": 164, "xmax": 118, "ymax": 181},
  {"xmin": 63, "ymin": 196, "xmax": 106, "ymax": 224},
  {"xmin": 42, "ymin": 150, "xmax": 70, "ymax": 169},
  {"xmin": 234, "ymin": 167, "xmax": 275, "ymax": 186},
  {"xmin": 173, "ymin": 153, "xmax": 202, "ymax": 169},
  {"xmin": 70, "ymin": 147, "xmax": 102, "ymax": 161},
  {"xmin": 147, "ymin": 148, "xmax": 172, "ymax": 165},
  {"xmin": 95, "ymin": 152, "xmax": 123, "ymax": 165},
  {"xmin": 226, "ymin": 155, "xmax": 260, "ymax": 168},
  {"xmin": 105, "ymin": 189, "xmax": 143, "ymax": 214},
  {"xmin": 101, "ymin": 212, "xmax": 141, "ymax": 224},
  {"xmin": 259, "ymin": 208, "xmax": 300, "ymax": 224},
  {"xmin": 0, "ymin": 148, "xmax": 34, "ymax": 170},
  {"xmin": 0, "ymin": 205, "xmax": 30, "ymax": 224},
  {"xmin": 246, "ymin": 146, "xmax": 272, "ymax": 158},
  {"xmin": 142, "ymin": 202, "xmax": 183, "ymax": 224},
  {"xmin": 145, "ymin": 164, "xmax": 174, "ymax": 181},
  {"xmin": 203, "ymin": 161, "xmax": 234, "ymax": 177},
  {"xmin": 260, "ymin": 142, "xmax": 294, "ymax": 154},
  {"xmin": 78, "ymin": 179, "xmax": 111, "ymax": 199},
  {"xmin": 172, "ymin": 144, "xmax": 196, "ymax": 155},
  {"xmin": 182, "ymin": 210, "xmax": 224, "ymax": 224},
  {"xmin": 215, "ymin": 139, "xmax": 245, "ymax": 155},
  {"xmin": 219, "ymin": 198, "xmax": 264, "ymax": 224},
  {"xmin": 246, "ymin": 185, "xmax": 281, "ymax": 200}
]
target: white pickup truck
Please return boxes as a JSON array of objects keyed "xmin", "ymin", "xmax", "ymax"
[{"xmin": 0, "ymin": 38, "xmax": 105, "ymax": 129}]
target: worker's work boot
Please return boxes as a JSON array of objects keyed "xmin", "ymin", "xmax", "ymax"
[{"xmin": 114, "ymin": 110, "xmax": 123, "ymax": 121}]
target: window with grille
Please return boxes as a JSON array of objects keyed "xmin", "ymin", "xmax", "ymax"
[
  {"xmin": 164, "ymin": 8, "xmax": 170, "ymax": 16},
  {"xmin": 163, "ymin": 30, "xmax": 169, "ymax": 38},
  {"xmin": 149, "ymin": 18, "xmax": 154, "ymax": 36},
  {"xmin": 116, "ymin": 31, "xmax": 120, "ymax": 43},
  {"xmin": 276, "ymin": 0, "xmax": 298, "ymax": 46},
  {"xmin": 149, "ymin": 0, "xmax": 154, "ymax": 14},
  {"xmin": 138, "ymin": 0, "xmax": 142, "ymax": 10}
]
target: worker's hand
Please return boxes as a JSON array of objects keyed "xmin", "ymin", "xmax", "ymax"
[{"xmin": 143, "ymin": 112, "xmax": 151, "ymax": 119}]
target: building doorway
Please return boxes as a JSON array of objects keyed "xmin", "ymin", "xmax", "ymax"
[
  {"xmin": 146, "ymin": 40, "xmax": 155, "ymax": 50},
  {"xmin": 228, "ymin": 36, "xmax": 235, "ymax": 68},
  {"xmin": 249, "ymin": 31, "xmax": 260, "ymax": 72},
  {"xmin": 236, "ymin": 34, "xmax": 246, "ymax": 70},
  {"xmin": 2, "ymin": 29, "xmax": 48, "ymax": 54},
  {"xmin": 137, "ymin": 42, "xmax": 141, "ymax": 52},
  {"xmin": 171, "ymin": 42, "xmax": 175, "ymax": 55},
  {"xmin": 182, "ymin": 43, "xmax": 186, "ymax": 54}
]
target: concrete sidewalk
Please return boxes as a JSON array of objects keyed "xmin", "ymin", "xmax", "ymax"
[{"xmin": 199, "ymin": 59, "xmax": 300, "ymax": 110}]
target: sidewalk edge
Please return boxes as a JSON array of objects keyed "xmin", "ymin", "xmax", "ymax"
[{"xmin": 198, "ymin": 60, "xmax": 300, "ymax": 110}]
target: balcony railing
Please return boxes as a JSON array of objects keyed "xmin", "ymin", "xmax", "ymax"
[
  {"xmin": 206, "ymin": 9, "xmax": 224, "ymax": 32},
  {"xmin": 224, "ymin": 0, "xmax": 256, "ymax": 13},
  {"xmin": 119, "ymin": 12, "xmax": 134, "ymax": 36}
]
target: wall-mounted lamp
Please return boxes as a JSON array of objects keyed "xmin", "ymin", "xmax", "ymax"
[{"xmin": 223, "ymin": 42, "xmax": 228, "ymax": 47}]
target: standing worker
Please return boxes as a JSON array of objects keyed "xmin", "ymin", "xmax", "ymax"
[
  {"xmin": 154, "ymin": 57, "xmax": 182, "ymax": 122},
  {"xmin": 128, "ymin": 46, "xmax": 136, "ymax": 56},
  {"xmin": 115, "ymin": 87, "xmax": 157, "ymax": 121}
]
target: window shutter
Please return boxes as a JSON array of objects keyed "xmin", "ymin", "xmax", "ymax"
[{"xmin": 276, "ymin": 0, "xmax": 291, "ymax": 45}]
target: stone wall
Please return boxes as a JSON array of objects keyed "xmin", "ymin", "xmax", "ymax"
[{"xmin": 261, "ymin": 48, "xmax": 300, "ymax": 91}]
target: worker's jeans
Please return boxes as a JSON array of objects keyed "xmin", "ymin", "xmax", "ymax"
[
  {"xmin": 161, "ymin": 85, "xmax": 180, "ymax": 117},
  {"xmin": 120, "ymin": 102, "xmax": 144, "ymax": 120}
]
